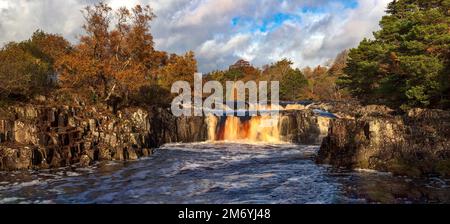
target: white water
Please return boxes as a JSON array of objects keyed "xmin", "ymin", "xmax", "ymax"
[{"xmin": 0, "ymin": 142, "xmax": 449, "ymax": 204}]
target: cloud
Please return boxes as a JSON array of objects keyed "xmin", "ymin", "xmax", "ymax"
[{"xmin": 0, "ymin": 0, "xmax": 392, "ymax": 72}]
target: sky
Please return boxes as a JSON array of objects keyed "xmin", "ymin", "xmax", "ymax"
[{"xmin": 0, "ymin": 0, "xmax": 392, "ymax": 72}]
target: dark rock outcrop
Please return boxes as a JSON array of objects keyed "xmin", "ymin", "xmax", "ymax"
[
  {"xmin": 317, "ymin": 106, "xmax": 450, "ymax": 177},
  {"xmin": 0, "ymin": 104, "xmax": 208, "ymax": 171},
  {"xmin": 279, "ymin": 110, "xmax": 331, "ymax": 145}
]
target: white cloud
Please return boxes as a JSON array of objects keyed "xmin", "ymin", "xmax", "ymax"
[
  {"xmin": 0, "ymin": 0, "xmax": 392, "ymax": 72},
  {"xmin": 199, "ymin": 34, "xmax": 251, "ymax": 59},
  {"xmin": 0, "ymin": 0, "xmax": 10, "ymax": 10}
]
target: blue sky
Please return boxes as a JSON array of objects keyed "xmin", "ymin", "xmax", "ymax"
[
  {"xmin": 231, "ymin": 0, "xmax": 359, "ymax": 33},
  {"xmin": 0, "ymin": 0, "xmax": 391, "ymax": 72}
]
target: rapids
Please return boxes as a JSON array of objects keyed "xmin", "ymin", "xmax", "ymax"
[{"xmin": 0, "ymin": 142, "xmax": 449, "ymax": 204}]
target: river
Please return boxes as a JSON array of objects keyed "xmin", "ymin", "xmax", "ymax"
[{"xmin": 0, "ymin": 142, "xmax": 449, "ymax": 204}]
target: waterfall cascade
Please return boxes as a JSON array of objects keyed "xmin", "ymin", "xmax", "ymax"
[
  {"xmin": 205, "ymin": 102, "xmax": 334, "ymax": 144},
  {"xmin": 206, "ymin": 114, "xmax": 282, "ymax": 143}
]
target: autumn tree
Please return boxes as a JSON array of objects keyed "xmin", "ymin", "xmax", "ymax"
[
  {"xmin": 224, "ymin": 59, "xmax": 260, "ymax": 82},
  {"xmin": 28, "ymin": 30, "xmax": 71, "ymax": 66},
  {"xmin": 158, "ymin": 51, "xmax": 197, "ymax": 90},
  {"xmin": 57, "ymin": 3, "xmax": 114, "ymax": 98},
  {"xmin": 0, "ymin": 43, "xmax": 49, "ymax": 99},
  {"xmin": 261, "ymin": 59, "xmax": 294, "ymax": 81},
  {"xmin": 299, "ymin": 65, "xmax": 327, "ymax": 100},
  {"xmin": 0, "ymin": 30, "xmax": 69, "ymax": 100},
  {"xmin": 206, "ymin": 59, "xmax": 260, "ymax": 88},
  {"xmin": 57, "ymin": 3, "xmax": 165, "ymax": 105},
  {"xmin": 328, "ymin": 50, "xmax": 349, "ymax": 77},
  {"xmin": 131, "ymin": 51, "xmax": 197, "ymax": 106}
]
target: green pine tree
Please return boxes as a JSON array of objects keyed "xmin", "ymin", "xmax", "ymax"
[
  {"xmin": 339, "ymin": 0, "xmax": 450, "ymax": 110},
  {"xmin": 280, "ymin": 68, "xmax": 308, "ymax": 101}
]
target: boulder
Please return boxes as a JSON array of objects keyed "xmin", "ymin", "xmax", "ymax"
[
  {"xmin": 317, "ymin": 106, "xmax": 450, "ymax": 177},
  {"xmin": 279, "ymin": 110, "xmax": 332, "ymax": 144},
  {"xmin": 0, "ymin": 146, "xmax": 32, "ymax": 170}
]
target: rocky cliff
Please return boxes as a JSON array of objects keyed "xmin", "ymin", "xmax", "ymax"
[
  {"xmin": 5, "ymin": 101, "xmax": 447, "ymax": 178},
  {"xmin": 279, "ymin": 110, "xmax": 331, "ymax": 145},
  {"xmin": 317, "ymin": 106, "xmax": 450, "ymax": 177},
  {"xmin": 0, "ymin": 104, "xmax": 208, "ymax": 170}
]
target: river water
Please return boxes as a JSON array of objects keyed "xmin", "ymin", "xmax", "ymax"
[{"xmin": 0, "ymin": 142, "xmax": 449, "ymax": 204}]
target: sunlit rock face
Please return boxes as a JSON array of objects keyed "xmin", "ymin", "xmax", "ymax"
[
  {"xmin": 0, "ymin": 102, "xmax": 334, "ymax": 171},
  {"xmin": 0, "ymin": 105, "xmax": 208, "ymax": 171},
  {"xmin": 278, "ymin": 111, "xmax": 331, "ymax": 145},
  {"xmin": 317, "ymin": 106, "xmax": 450, "ymax": 177}
]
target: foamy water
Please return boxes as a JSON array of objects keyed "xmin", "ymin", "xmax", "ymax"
[{"xmin": 0, "ymin": 143, "xmax": 449, "ymax": 204}]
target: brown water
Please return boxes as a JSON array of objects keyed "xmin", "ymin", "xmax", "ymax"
[
  {"xmin": 208, "ymin": 115, "xmax": 282, "ymax": 143},
  {"xmin": 0, "ymin": 143, "xmax": 449, "ymax": 204}
]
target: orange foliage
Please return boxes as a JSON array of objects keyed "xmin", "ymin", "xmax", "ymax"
[{"xmin": 56, "ymin": 3, "xmax": 163, "ymax": 101}]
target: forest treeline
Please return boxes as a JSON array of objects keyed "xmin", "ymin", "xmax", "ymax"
[
  {"xmin": 0, "ymin": 0, "xmax": 448, "ymax": 111},
  {"xmin": 0, "ymin": 3, "xmax": 197, "ymax": 109},
  {"xmin": 205, "ymin": 52, "xmax": 350, "ymax": 101},
  {"xmin": 341, "ymin": 0, "xmax": 450, "ymax": 110}
]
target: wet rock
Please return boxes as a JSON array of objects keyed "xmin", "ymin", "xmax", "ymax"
[
  {"xmin": 32, "ymin": 147, "xmax": 47, "ymax": 167},
  {"xmin": 13, "ymin": 105, "xmax": 39, "ymax": 120},
  {"xmin": 98, "ymin": 145, "xmax": 112, "ymax": 161},
  {"xmin": 0, "ymin": 146, "xmax": 32, "ymax": 170},
  {"xmin": 13, "ymin": 121, "xmax": 39, "ymax": 145},
  {"xmin": 279, "ymin": 110, "xmax": 332, "ymax": 145},
  {"xmin": 49, "ymin": 149, "xmax": 62, "ymax": 168},
  {"xmin": 0, "ymin": 104, "xmax": 208, "ymax": 170},
  {"xmin": 124, "ymin": 148, "xmax": 138, "ymax": 161},
  {"xmin": 0, "ymin": 120, "xmax": 13, "ymax": 143},
  {"xmin": 79, "ymin": 154, "xmax": 91, "ymax": 167},
  {"xmin": 112, "ymin": 148, "xmax": 124, "ymax": 161},
  {"xmin": 317, "ymin": 105, "xmax": 450, "ymax": 177},
  {"xmin": 141, "ymin": 148, "xmax": 153, "ymax": 157}
]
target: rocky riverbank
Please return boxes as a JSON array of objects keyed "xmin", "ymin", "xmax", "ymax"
[
  {"xmin": 279, "ymin": 110, "xmax": 331, "ymax": 145},
  {"xmin": 0, "ymin": 101, "xmax": 332, "ymax": 171},
  {"xmin": 2, "ymin": 100, "xmax": 449, "ymax": 178},
  {"xmin": 316, "ymin": 104, "xmax": 450, "ymax": 177},
  {"xmin": 0, "ymin": 103, "xmax": 207, "ymax": 170}
]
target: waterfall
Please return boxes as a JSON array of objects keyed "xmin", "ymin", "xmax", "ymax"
[
  {"xmin": 206, "ymin": 114, "xmax": 282, "ymax": 143},
  {"xmin": 206, "ymin": 115, "xmax": 218, "ymax": 141}
]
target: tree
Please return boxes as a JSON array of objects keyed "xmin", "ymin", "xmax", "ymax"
[
  {"xmin": 57, "ymin": 3, "xmax": 161, "ymax": 104},
  {"xmin": 299, "ymin": 65, "xmax": 328, "ymax": 100},
  {"xmin": 260, "ymin": 59, "xmax": 308, "ymax": 101},
  {"xmin": 280, "ymin": 68, "xmax": 308, "ymax": 101},
  {"xmin": 206, "ymin": 59, "xmax": 260, "ymax": 87},
  {"xmin": 158, "ymin": 51, "xmax": 198, "ymax": 90},
  {"xmin": 0, "ymin": 30, "xmax": 69, "ymax": 100},
  {"xmin": 261, "ymin": 59, "xmax": 294, "ymax": 81},
  {"xmin": 28, "ymin": 30, "xmax": 71, "ymax": 66},
  {"xmin": 328, "ymin": 50, "xmax": 349, "ymax": 77},
  {"xmin": 228, "ymin": 59, "xmax": 260, "ymax": 81},
  {"xmin": 340, "ymin": 0, "xmax": 450, "ymax": 109},
  {"xmin": 321, "ymin": 50, "xmax": 351, "ymax": 100},
  {"xmin": 0, "ymin": 43, "xmax": 50, "ymax": 99},
  {"xmin": 57, "ymin": 2, "xmax": 114, "ymax": 97}
]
